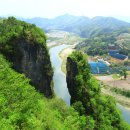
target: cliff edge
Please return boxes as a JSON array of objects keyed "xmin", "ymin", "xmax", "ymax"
[{"xmin": 0, "ymin": 17, "xmax": 53, "ymax": 97}]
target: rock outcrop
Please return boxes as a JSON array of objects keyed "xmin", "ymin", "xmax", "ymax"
[
  {"xmin": 66, "ymin": 51, "xmax": 91, "ymax": 104},
  {"xmin": 0, "ymin": 17, "xmax": 53, "ymax": 97},
  {"xmin": 12, "ymin": 38, "xmax": 53, "ymax": 97},
  {"xmin": 66, "ymin": 57, "xmax": 78, "ymax": 104}
]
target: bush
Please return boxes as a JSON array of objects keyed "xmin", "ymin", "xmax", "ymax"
[{"xmin": 0, "ymin": 54, "xmax": 87, "ymax": 130}]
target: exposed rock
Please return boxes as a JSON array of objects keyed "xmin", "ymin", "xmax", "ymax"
[
  {"xmin": 66, "ymin": 57, "xmax": 78, "ymax": 104},
  {"xmin": 12, "ymin": 38, "xmax": 53, "ymax": 97},
  {"xmin": 0, "ymin": 17, "xmax": 54, "ymax": 97}
]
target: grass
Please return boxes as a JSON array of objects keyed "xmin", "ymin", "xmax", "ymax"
[
  {"xmin": 112, "ymin": 74, "xmax": 120, "ymax": 79},
  {"xmin": 59, "ymin": 48, "xmax": 69, "ymax": 74},
  {"xmin": 60, "ymin": 56, "xmax": 67, "ymax": 74},
  {"xmin": 101, "ymin": 84, "xmax": 130, "ymax": 108},
  {"xmin": 59, "ymin": 46, "xmax": 75, "ymax": 74},
  {"xmin": 127, "ymin": 71, "xmax": 130, "ymax": 75},
  {"xmin": 110, "ymin": 87, "xmax": 130, "ymax": 98}
]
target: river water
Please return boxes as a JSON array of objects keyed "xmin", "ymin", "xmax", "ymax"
[
  {"xmin": 49, "ymin": 44, "xmax": 130, "ymax": 124},
  {"xmin": 118, "ymin": 104, "xmax": 130, "ymax": 124},
  {"xmin": 50, "ymin": 44, "xmax": 70, "ymax": 105}
]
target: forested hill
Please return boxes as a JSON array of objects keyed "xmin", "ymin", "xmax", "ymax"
[
  {"xmin": 23, "ymin": 14, "xmax": 130, "ymax": 37},
  {"xmin": 0, "ymin": 54, "xmax": 87, "ymax": 130},
  {"xmin": 0, "ymin": 17, "xmax": 53, "ymax": 97},
  {"xmin": 0, "ymin": 17, "xmax": 130, "ymax": 129},
  {"xmin": 76, "ymin": 27, "xmax": 130, "ymax": 56},
  {"xmin": 0, "ymin": 17, "xmax": 87, "ymax": 129},
  {"xmin": 66, "ymin": 51, "xmax": 130, "ymax": 129}
]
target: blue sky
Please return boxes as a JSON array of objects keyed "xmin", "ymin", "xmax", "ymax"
[{"xmin": 1, "ymin": 0, "xmax": 130, "ymax": 20}]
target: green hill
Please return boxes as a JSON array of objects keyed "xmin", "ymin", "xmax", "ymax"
[
  {"xmin": 0, "ymin": 17, "xmax": 130, "ymax": 130},
  {"xmin": 66, "ymin": 51, "xmax": 130, "ymax": 130},
  {"xmin": 0, "ymin": 54, "xmax": 86, "ymax": 130},
  {"xmin": 0, "ymin": 17, "xmax": 54, "ymax": 97},
  {"xmin": 76, "ymin": 28, "xmax": 130, "ymax": 56},
  {"xmin": 0, "ymin": 17, "xmax": 87, "ymax": 130}
]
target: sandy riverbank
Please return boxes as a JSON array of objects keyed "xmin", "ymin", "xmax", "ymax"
[{"xmin": 59, "ymin": 46, "xmax": 75, "ymax": 74}]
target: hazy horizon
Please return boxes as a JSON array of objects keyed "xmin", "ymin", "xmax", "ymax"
[{"xmin": 1, "ymin": 0, "xmax": 130, "ymax": 22}]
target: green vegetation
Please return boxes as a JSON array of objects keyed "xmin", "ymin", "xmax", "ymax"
[
  {"xmin": 101, "ymin": 84, "xmax": 130, "ymax": 108},
  {"xmin": 0, "ymin": 17, "xmax": 54, "ymax": 97},
  {"xmin": 111, "ymin": 67, "xmax": 129, "ymax": 79},
  {"xmin": 119, "ymin": 69, "xmax": 128, "ymax": 79},
  {"xmin": 0, "ymin": 17, "xmax": 47, "ymax": 55},
  {"xmin": 112, "ymin": 74, "xmax": 120, "ymax": 79},
  {"xmin": 111, "ymin": 87, "xmax": 130, "ymax": 98},
  {"xmin": 0, "ymin": 16, "xmax": 130, "ymax": 129},
  {"xmin": 59, "ymin": 47, "xmax": 74, "ymax": 74},
  {"xmin": 76, "ymin": 28, "xmax": 130, "ymax": 56},
  {"xmin": 67, "ymin": 51, "xmax": 130, "ymax": 130},
  {"xmin": 0, "ymin": 18, "xmax": 87, "ymax": 129},
  {"xmin": 0, "ymin": 54, "xmax": 87, "ymax": 130}
]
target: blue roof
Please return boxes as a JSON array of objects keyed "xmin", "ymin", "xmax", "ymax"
[
  {"xmin": 109, "ymin": 51, "xmax": 127, "ymax": 60},
  {"xmin": 89, "ymin": 62, "xmax": 109, "ymax": 74}
]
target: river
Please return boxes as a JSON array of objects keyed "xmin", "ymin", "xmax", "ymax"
[
  {"xmin": 49, "ymin": 44, "xmax": 130, "ymax": 124},
  {"xmin": 50, "ymin": 44, "xmax": 71, "ymax": 105},
  {"xmin": 118, "ymin": 104, "xmax": 130, "ymax": 124}
]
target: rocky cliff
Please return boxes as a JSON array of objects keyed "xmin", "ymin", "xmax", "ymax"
[
  {"xmin": 0, "ymin": 17, "xmax": 53, "ymax": 97},
  {"xmin": 66, "ymin": 57, "xmax": 78, "ymax": 104},
  {"xmin": 12, "ymin": 38, "xmax": 53, "ymax": 97},
  {"xmin": 66, "ymin": 51, "xmax": 91, "ymax": 104}
]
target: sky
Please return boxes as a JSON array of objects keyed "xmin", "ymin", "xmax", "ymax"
[{"xmin": 1, "ymin": 0, "xmax": 130, "ymax": 21}]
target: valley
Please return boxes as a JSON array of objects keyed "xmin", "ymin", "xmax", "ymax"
[
  {"xmin": 46, "ymin": 30, "xmax": 84, "ymax": 48},
  {"xmin": 24, "ymin": 14, "xmax": 130, "ymax": 38},
  {"xmin": 0, "ymin": 16, "xmax": 130, "ymax": 129},
  {"xmin": 1, "ymin": 0, "xmax": 130, "ymax": 129},
  {"xmin": 47, "ymin": 29, "xmax": 130, "ymax": 124}
]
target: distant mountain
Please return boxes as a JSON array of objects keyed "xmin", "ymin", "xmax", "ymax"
[
  {"xmin": 24, "ymin": 14, "xmax": 90, "ymax": 30},
  {"xmin": 23, "ymin": 14, "xmax": 130, "ymax": 38},
  {"xmin": 79, "ymin": 16, "xmax": 130, "ymax": 37},
  {"xmin": 25, "ymin": 17, "xmax": 50, "ymax": 28}
]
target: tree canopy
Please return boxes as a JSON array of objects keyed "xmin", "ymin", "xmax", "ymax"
[
  {"xmin": 0, "ymin": 54, "xmax": 87, "ymax": 130},
  {"xmin": 0, "ymin": 17, "xmax": 47, "ymax": 55},
  {"xmin": 67, "ymin": 51, "xmax": 130, "ymax": 130}
]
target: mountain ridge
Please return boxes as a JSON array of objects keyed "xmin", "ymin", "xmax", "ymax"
[{"xmin": 21, "ymin": 14, "xmax": 130, "ymax": 37}]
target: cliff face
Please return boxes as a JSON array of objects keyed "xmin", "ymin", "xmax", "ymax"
[
  {"xmin": 11, "ymin": 39, "xmax": 53, "ymax": 97},
  {"xmin": 0, "ymin": 17, "xmax": 53, "ymax": 97},
  {"xmin": 66, "ymin": 51, "xmax": 91, "ymax": 105},
  {"xmin": 66, "ymin": 52, "xmax": 130, "ymax": 130},
  {"xmin": 66, "ymin": 57, "xmax": 78, "ymax": 104}
]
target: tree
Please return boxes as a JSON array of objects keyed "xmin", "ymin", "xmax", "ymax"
[
  {"xmin": 128, "ymin": 53, "xmax": 130, "ymax": 59},
  {"xmin": 0, "ymin": 54, "xmax": 87, "ymax": 130},
  {"xmin": 119, "ymin": 69, "xmax": 127, "ymax": 80},
  {"xmin": 72, "ymin": 101, "xmax": 85, "ymax": 115},
  {"xmin": 66, "ymin": 51, "xmax": 130, "ymax": 130},
  {"xmin": 119, "ymin": 70, "xmax": 124, "ymax": 79},
  {"xmin": 123, "ymin": 69, "xmax": 128, "ymax": 79}
]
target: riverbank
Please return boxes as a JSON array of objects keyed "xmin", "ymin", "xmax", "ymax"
[
  {"xmin": 50, "ymin": 44, "xmax": 130, "ymax": 124},
  {"xmin": 49, "ymin": 45, "xmax": 71, "ymax": 105},
  {"xmin": 59, "ymin": 46, "xmax": 130, "ymax": 109},
  {"xmin": 102, "ymin": 85, "xmax": 130, "ymax": 109},
  {"xmin": 95, "ymin": 74, "xmax": 130, "ymax": 109},
  {"xmin": 59, "ymin": 46, "xmax": 75, "ymax": 74}
]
